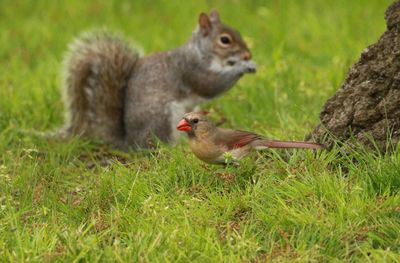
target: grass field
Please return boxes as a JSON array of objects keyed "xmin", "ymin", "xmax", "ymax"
[{"xmin": 1, "ymin": 0, "xmax": 399, "ymax": 262}]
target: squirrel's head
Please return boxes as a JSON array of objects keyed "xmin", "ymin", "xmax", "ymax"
[{"xmin": 193, "ymin": 10, "xmax": 256, "ymax": 75}]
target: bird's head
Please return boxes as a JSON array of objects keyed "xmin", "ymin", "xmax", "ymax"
[{"xmin": 176, "ymin": 112, "xmax": 215, "ymax": 137}]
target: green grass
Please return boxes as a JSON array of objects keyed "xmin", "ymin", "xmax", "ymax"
[{"xmin": 1, "ymin": 0, "xmax": 399, "ymax": 262}]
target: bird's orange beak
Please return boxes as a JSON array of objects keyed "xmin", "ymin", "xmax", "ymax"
[{"xmin": 176, "ymin": 118, "xmax": 192, "ymax": 131}]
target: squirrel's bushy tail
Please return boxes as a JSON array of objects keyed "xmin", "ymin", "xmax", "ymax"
[{"xmin": 62, "ymin": 30, "xmax": 138, "ymax": 146}]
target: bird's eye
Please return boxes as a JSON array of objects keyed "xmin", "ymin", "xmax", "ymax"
[{"xmin": 192, "ymin": 118, "xmax": 199, "ymax": 124}]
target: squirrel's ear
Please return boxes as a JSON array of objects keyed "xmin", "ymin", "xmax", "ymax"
[
  {"xmin": 209, "ymin": 10, "xmax": 220, "ymax": 23},
  {"xmin": 198, "ymin": 12, "xmax": 212, "ymax": 36}
]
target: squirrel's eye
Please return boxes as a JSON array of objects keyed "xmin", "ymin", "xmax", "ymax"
[
  {"xmin": 220, "ymin": 36, "xmax": 231, "ymax": 45},
  {"xmin": 192, "ymin": 118, "xmax": 199, "ymax": 124}
]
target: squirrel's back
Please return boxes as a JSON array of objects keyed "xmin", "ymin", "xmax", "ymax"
[{"xmin": 62, "ymin": 31, "xmax": 138, "ymax": 146}]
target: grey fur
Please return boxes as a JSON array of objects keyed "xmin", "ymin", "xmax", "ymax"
[{"xmin": 61, "ymin": 12, "xmax": 256, "ymax": 150}]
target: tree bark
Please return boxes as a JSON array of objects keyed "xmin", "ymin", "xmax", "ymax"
[{"xmin": 309, "ymin": 0, "xmax": 400, "ymax": 152}]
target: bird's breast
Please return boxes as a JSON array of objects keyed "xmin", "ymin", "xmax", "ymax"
[{"xmin": 189, "ymin": 139, "xmax": 226, "ymax": 164}]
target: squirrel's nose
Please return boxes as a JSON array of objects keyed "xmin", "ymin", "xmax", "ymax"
[{"xmin": 242, "ymin": 51, "xmax": 252, "ymax": 61}]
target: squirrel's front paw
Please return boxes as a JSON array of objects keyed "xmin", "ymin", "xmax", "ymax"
[
  {"xmin": 235, "ymin": 60, "xmax": 256, "ymax": 74},
  {"xmin": 243, "ymin": 60, "xmax": 257, "ymax": 73}
]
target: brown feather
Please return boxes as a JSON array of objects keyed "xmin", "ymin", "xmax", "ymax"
[
  {"xmin": 215, "ymin": 128, "xmax": 324, "ymax": 150},
  {"xmin": 259, "ymin": 140, "xmax": 325, "ymax": 149},
  {"xmin": 215, "ymin": 129, "xmax": 263, "ymax": 149}
]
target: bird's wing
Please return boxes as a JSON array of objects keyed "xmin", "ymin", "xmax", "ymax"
[
  {"xmin": 216, "ymin": 129, "xmax": 264, "ymax": 150},
  {"xmin": 216, "ymin": 129, "xmax": 325, "ymax": 150}
]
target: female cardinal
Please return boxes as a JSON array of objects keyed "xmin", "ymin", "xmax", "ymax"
[{"xmin": 176, "ymin": 112, "xmax": 324, "ymax": 164}]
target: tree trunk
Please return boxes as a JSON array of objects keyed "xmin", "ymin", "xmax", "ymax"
[{"xmin": 309, "ymin": 0, "xmax": 400, "ymax": 152}]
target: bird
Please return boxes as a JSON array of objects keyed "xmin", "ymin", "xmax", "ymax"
[{"xmin": 176, "ymin": 112, "xmax": 324, "ymax": 165}]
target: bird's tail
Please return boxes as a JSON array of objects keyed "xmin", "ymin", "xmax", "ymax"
[{"xmin": 258, "ymin": 140, "xmax": 325, "ymax": 150}]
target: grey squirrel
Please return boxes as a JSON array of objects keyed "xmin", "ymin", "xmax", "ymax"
[{"xmin": 61, "ymin": 10, "xmax": 256, "ymax": 150}]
